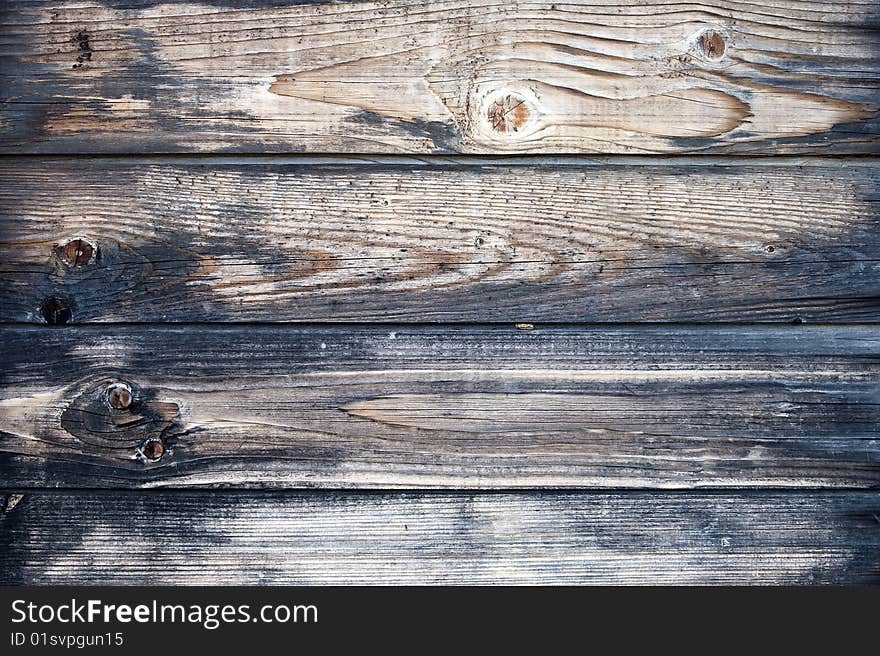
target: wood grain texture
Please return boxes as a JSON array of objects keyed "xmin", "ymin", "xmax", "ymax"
[
  {"xmin": 2, "ymin": 491, "xmax": 878, "ymax": 584},
  {"xmin": 2, "ymin": 159, "xmax": 879, "ymax": 323},
  {"xmin": 1, "ymin": 0, "xmax": 877, "ymax": 154},
  {"xmin": 2, "ymin": 325, "xmax": 878, "ymax": 489}
]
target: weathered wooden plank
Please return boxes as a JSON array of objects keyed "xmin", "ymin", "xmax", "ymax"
[
  {"xmin": 1, "ymin": 1, "xmax": 877, "ymax": 154},
  {"xmin": 1, "ymin": 325, "xmax": 878, "ymax": 488},
  {"xmin": 2, "ymin": 159, "xmax": 879, "ymax": 323},
  {"xmin": 2, "ymin": 491, "xmax": 878, "ymax": 584}
]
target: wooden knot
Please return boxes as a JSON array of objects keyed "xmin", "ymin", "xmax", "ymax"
[
  {"xmin": 141, "ymin": 439, "xmax": 165, "ymax": 462},
  {"xmin": 487, "ymin": 93, "xmax": 531, "ymax": 134},
  {"xmin": 106, "ymin": 382, "xmax": 133, "ymax": 410},
  {"xmin": 60, "ymin": 379, "xmax": 181, "ymax": 461},
  {"xmin": 41, "ymin": 297, "xmax": 72, "ymax": 325},
  {"xmin": 467, "ymin": 84, "xmax": 541, "ymax": 145},
  {"xmin": 697, "ymin": 29, "xmax": 726, "ymax": 60},
  {"xmin": 57, "ymin": 238, "xmax": 96, "ymax": 267}
]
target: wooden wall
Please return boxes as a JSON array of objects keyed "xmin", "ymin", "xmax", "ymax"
[{"xmin": 1, "ymin": 0, "xmax": 878, "ymax": 585}]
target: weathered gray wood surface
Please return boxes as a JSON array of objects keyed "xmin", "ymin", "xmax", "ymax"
[
  {"xmin": 2, "ymin": 491, "xmax": 878, "ymax": 584},
  {"xmin": 2, "ymin": 325, "xmax": 878, "ymax": 489},
  {"xmin": 2, "ymin": 159, "xmax": 879, "ymax": 323},
  {"xmin": 2, "ymin": 0, "xmax": 879, "ymax": 587},
  {"xmin": 1, "ymin": 1, "xmax": 877, "ymax": 154}
]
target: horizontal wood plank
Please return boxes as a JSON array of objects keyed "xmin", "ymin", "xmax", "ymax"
[
  {"xmin": 2, "ymin": 159, "xmax": 879, "ymax": 323},
  {"xmin": 1, "ymin": 324, "xmax": 878, "ymax": 489},
  {"xmin": 1, "ymin": 1, "xmax": 877, "ymax": 154},
  {"xmin": 2, "ymin": 490, "xmax": 878, "ymax": 584}
]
